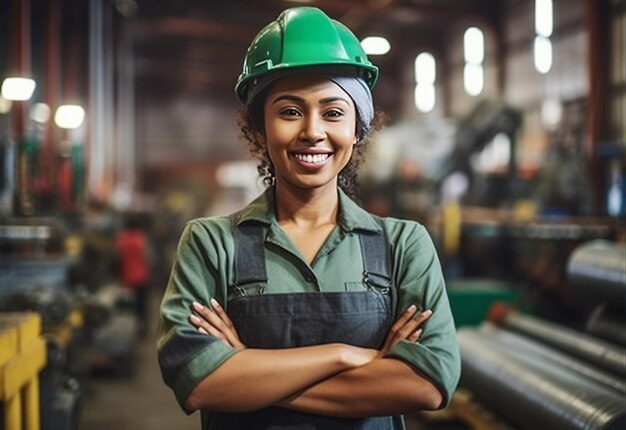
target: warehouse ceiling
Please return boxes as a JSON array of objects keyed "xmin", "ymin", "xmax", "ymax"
[
  {"xmin": 0, "ymin": 0, "xmax": 510, "ymax": 165},
  {"xmin": 131, "ymin": 0, "xmax": 505, "ymax": 111},
  {"xmin": 0, "ymin": 0, "xmax": 509, "ymax": 165}
]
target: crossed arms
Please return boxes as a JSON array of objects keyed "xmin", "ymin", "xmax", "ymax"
[{"xmin": 184, "ymin": 298, "xmax": 443, "ymax": 417}]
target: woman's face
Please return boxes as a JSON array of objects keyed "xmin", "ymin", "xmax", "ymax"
[{"xmin": 262, "ymin": 74, "xmax": 357, "ymax": 193}]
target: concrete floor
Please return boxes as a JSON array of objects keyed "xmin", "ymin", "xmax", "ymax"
[{"xmin": 78, "ymin": 291, "xmax": 198, "ymax": 430}]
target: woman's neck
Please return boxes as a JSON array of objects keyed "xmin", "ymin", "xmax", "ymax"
[{"xmin": 274, "ymin": 182, "xmax": 339, "ymax": 230}]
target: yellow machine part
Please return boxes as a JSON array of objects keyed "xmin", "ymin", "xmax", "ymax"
[{"xmin": 0, "ymin": 312, "xmax": 47, "ymax": 430}]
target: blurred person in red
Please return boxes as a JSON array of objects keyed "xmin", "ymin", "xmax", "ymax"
[{"xmin": 116, "ymin": 213, "xmax": 151, "ymax": 336}]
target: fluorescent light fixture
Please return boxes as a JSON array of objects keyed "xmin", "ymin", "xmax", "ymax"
[
  {"xmin": 414, "ymin": 52, "xmax": 436, "ymax": 85},
  {"xmin": 1, "ymin": 77, "xmax": 36, "ymax": 101},
  {"xmin": 534, "ymin": 35, "xmax": 552, "ymax": 74},
  {"xmin": 541, "ymin": 97, "xmax": 562, "ymax": 128},
  {"xmin": 463, "ymin": 27, "xmax": 485, "ymax": 65},
  {"xmin": 361, "ymin": 36, "xmax": 391, "ymax": 55},
  {"xmin": 31, "ymin": 103, "xmax": 51, "ymax": 123},
  {"xmin": 463, "ymin": 63, "xmax": 484, "ymax": 96},
  {"xmin": 535, "ymin": 0, "xmax": 553, "ymax": 37},
  {"xmin": 54, "ymin": 104, "xmax": 85, "ymax": 129},
  {"xmin": 414, "ymin": 83, "xmax": 435, "ymax": 113}
]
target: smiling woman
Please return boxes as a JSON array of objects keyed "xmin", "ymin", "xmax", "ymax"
[
  {"xmin": 240, "ymin": 68, "xmax": 381, "ymax": 199},
  {"xmin": 156, "ymin": 6, "xmax": 460, "ymax": 430},
  {"xmin": 263, "ymin": 75, "xmax": 357, "ymax": 193}
]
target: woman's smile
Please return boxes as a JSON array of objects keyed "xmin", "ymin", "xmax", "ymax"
[{"xmin": 290, "ymin": 151, "xmax": 333, "ymax": 168}]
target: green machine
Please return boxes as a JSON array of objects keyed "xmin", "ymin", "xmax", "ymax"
[{"xmin": 447, "ymin": 278, "xmax": 527, "ymax": 328}]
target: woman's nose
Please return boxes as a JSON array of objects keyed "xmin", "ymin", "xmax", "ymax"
[{"xmin": 299, "ymin": 115, "xmax": 326, "ymax": 144}]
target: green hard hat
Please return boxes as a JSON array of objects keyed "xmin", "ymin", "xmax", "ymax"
[{"xmin": 235, "ymin": 7, "xmax": 379, "ymax": 102}]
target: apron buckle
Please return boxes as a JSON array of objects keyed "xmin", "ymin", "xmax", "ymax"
[
  {"xmin": 258, "ymin": 283, "xmax": 267, "ymax": 294},
  {"xmin": 363, "ymin": 271, "xmax": 391, "ymax": 294}
]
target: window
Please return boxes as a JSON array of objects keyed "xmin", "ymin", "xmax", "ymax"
[
  {"xmin": 414, "ymin": 52, "xmax": 436, "ymax": 112},
  {"xmin": 534, "ymin": 0, "xmax": 553, "ymax": 74},
  {"xmin": 463, "ymin": 27, "xmax": 485, "ymax": 96}
]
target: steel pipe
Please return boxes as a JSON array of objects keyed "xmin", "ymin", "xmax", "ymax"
[
  {"xmin": 490, "ymin": 306, "xmax": 626, "ymax": 378},
  {"xmin": 567, "ymin": 240, "xmax": 626, "ymax": 310},
  {"xmin": 458, "ymin": 328, "xmax": 626, "ymax": 430},
  {"xmin": 479, "ymin": 323, "xmax": 626, "ymax": 394},
  {"xmin": 586, "ymin": 305, "xmax": 626, "ymax": 347}
]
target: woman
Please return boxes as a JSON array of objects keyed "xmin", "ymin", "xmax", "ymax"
[{"xmin": 157, "ymin": 6, "xmax": 460, "ymax": 430}]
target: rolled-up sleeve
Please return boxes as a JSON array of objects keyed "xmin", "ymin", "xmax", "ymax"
[
  {"xmin": 384, "ymin": 222, "xmax": 461, "ymax": 407},
  {"xmin": 157, "ymin": 220, "xmax": 238, "ymax": 412}
]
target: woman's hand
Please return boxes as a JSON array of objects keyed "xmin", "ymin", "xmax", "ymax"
[
  {"xmin": 380, "ymin": 305, "xmax": 432, "ymax": 355},
  {"xmin": 189, "ymin": 299, "xmax": 247, "ymax": 350}
]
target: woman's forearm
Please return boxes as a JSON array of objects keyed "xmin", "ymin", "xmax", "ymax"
[
  {"xmin": 279, "ymin": 357, "xmax": 443, "ymax": 417},
  {"xmin": 185, "ymin": 343, "xmax": 377, "ymax": 412}
]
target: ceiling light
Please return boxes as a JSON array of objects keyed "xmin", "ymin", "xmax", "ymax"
[
  {"xmin": 415, "ymin": 52, "xmax": 436, "ymax": 85},
  {"xmin": 534, "ymin": 36, "xmax": 552, "ymax": 74},
  {"xmin": 414, "ymin": 83, "xmax": 435, "ymax": 113},
  {"xmin": 535, "ymin": 0, "xmax": 553, "ymax": 37},
  {"xmin": 54, "ymin": 104, "xmax": 85, "ymax": 129},
  {"xmin": 463, "ymin": 63, "xmax": 484, "ymax": 96},
  {"xmin": 541, "ymin": 98, "xmax": 562, "ymax": 128},
  {"xmin": 31, "ymin": 103, "xmax": 51, "ymax": 123},
  {"xmin": 361, "ymin": 37, "xmax": 391, "ymax": 55},
  {"xmin": 1, "ymin": 77, "xmax": 36, "ymax": 101},
  {"xmin": 463, "ymin": 27, "xmax": 485, "ymax": 65}
]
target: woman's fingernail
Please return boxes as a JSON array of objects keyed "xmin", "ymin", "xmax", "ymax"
[
  {"xmin": 408, "ymin": 304, "xmax": 416, "ymax": 311},
  {"xmin": 198, "ymin": 327, "xmax": 208, "ymax": 334},
  {"xmin": 423, "ymin": 309, "xmax": 433, "ymax": 317},
  {"xmin": 190, "ymin": 314, "xmax": 200, "ymax": 322},
  {"xmin": 210, "ymin": 298, "xmax": 219, "ymax": 307},
  {"xmin": 192, "ymin": 301, "xmax": 203, "ymax": 311}
]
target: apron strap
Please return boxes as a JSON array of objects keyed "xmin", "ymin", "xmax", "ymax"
[
  {"xmin": 357, "ymin": 219, "xmax": 392, "ymax": 287},
  {"xmin": 231, "ymin": 217, "xmax": 268, "ymax": 285},
  {"xmin": 357, "ymin": 218, "xmax": 396, "ymax": 317},
  {"xmin": 231, "ymin": 215, "xmax": 393, "ymax": 296}
]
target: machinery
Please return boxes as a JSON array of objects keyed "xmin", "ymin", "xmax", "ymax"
[
  {"xmin": 0, "ymin": 215, "xmax": 139, "ymax": 429},
  {"xmin": 0, "ymin": 218, "xmax": 81, "ymax": 430},
  {"xmin": 454, "ymin": 240, "xmax": 626, "ymax": 430},
  {"xmin": 436, "ymin": 99, "xmax": 523, "ymax": 207}
]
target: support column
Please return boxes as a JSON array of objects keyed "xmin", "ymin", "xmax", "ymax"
[
  {"xmin": 10, "ymin": 0, "xmax": 32, "ymax": 215},
  {"xmin": 585, "ymin": 0, "xmax": 610, "ymax": 213}
]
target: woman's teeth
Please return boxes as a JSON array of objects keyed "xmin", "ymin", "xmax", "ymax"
[{"xmin": 293, "ymin": 153, "xmax": 330, "ymax": 164}]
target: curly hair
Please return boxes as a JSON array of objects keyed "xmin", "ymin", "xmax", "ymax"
[{"xmin": 237, "ymin": 92, "xmax": 385, "ymax": 200}]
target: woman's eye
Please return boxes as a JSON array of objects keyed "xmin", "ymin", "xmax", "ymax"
[
  {"xmin": 279, "ymin": 108, "xmax": 301, "ymax": 117},
  {"xmin": 324, "ymin": 109, "xmax": 344, "ymax": 119}
]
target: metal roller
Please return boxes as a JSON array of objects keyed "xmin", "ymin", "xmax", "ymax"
[
  {"xmin": 586, "ymin": 305, "xmax": 626, "ymax": 347},
  {"xmin": 491, "ymin": 306, "xmax": 626, "ymax": 378},
  {"xmin": 458, "ymin": 328, "xmax": 626, "ymax": 430},
  {"xmin": 479, "ymin": 323, "xmax": 626, "ymax": 394},
  {"xmin": 567, "ymin": 240, "xmax": 626, "ymax": 310}
]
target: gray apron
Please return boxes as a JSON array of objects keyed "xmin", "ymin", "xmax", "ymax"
[{"xmin": 203, "ymin": 220, "xmax": 403, "ymax": 430}]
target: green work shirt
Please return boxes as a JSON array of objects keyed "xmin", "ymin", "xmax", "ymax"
[{"xmin": 157, "ymin": 187, "xmax": 460, "ymax": 412}]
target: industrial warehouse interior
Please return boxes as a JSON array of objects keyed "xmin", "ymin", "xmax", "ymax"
[{"xmin": 0, "ymin": 0, "xmax": 625, "ymax": 429}]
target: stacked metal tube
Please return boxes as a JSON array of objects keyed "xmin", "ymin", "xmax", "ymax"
[
  {"xmin": 566, "ymin": 240, "xmax": 626, "ymax": 312},
  {"xmin": 457, "ymin": 240, "xmax": 626, "ymax": 428},
  {"xmin": 458, "ymin": 322, "xmax": 626, "ymax": 430},
  {"xmin": 492, "ymin": 309, "xmax": 626, "ymax": 378}
]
